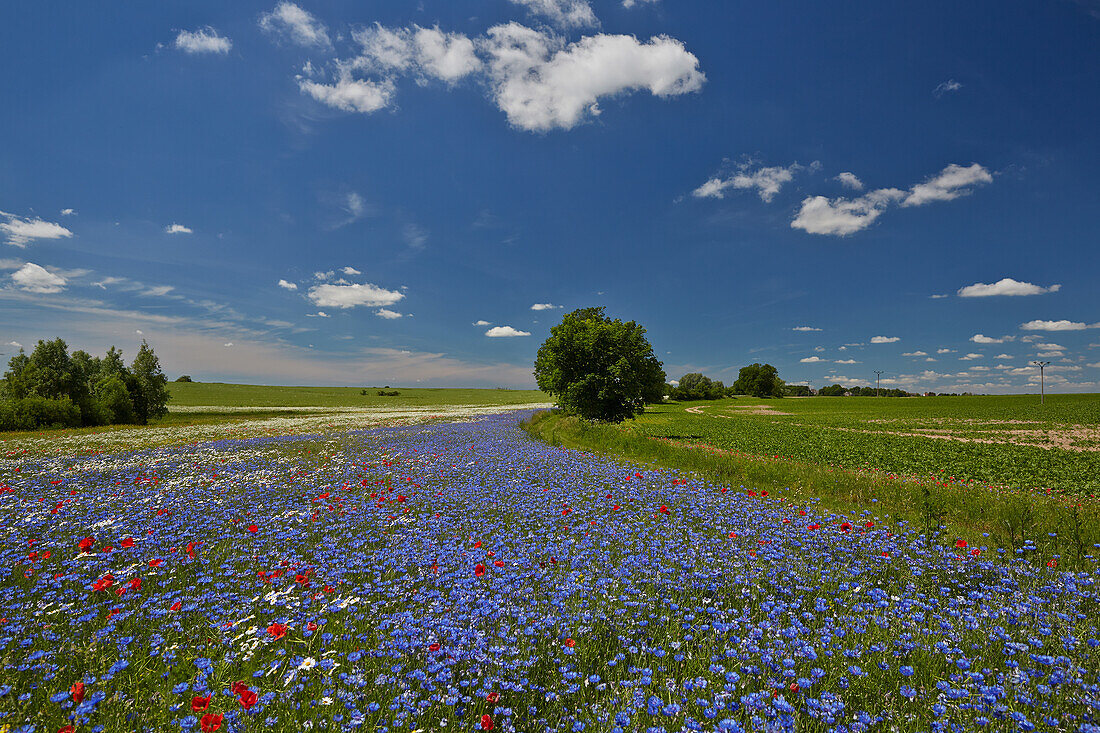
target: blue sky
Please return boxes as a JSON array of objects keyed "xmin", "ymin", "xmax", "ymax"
[{"xmin": 1, "ymin": 1, "xmax": 1098, "ymax": 392}]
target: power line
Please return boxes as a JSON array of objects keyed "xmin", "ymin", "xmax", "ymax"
[
  {"xmin": 873, "ymin": 370, "xmax": 885, "ymax": 397},
  {"xmin": 1032, "ymin": 361, "xmax": 1051, "ymax": 405}
]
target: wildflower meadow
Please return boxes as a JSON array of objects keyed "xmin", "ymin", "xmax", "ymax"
[{"xmin": 1, "ymin": 411, "xmax": 1097, "ymax": 732}]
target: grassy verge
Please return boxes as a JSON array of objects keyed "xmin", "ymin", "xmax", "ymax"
[{"xmin": 522, "ymin": 410, "xmax": 1100, "ymax": 570}]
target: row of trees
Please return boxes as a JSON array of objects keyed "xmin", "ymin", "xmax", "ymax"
[
  {"xmin": 1, "ymin": 339, "xmax": 170, "ymax": 430},
  {"xmin": 669, "ymin": 364, "xmax": 788, "ymax": 400},
  {"xmin": 817, "ymin": 384, "xmax": 913, "ymax": 397}
]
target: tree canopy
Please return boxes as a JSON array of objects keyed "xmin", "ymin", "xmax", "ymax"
[
  {"xmin": 668, "ymin": 372, "xmax": 729, "ymax": 401},
  {"xmin": 732, "ymin": 363, "xmax": 785, "ymax": 398},
  {"xmin": 534, "ymin": 307, "xmax": 666, "ymax": 422},
  {"xmin": 1, "ymin": 338, "xmax": 170, "ymax": 430}
]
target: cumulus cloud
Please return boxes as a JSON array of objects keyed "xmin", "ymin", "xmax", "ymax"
[
  {"xmin": 481, "ymin": 23, "xmax": 705, "ymax": 132},
  {"xmin": 531, "ymin": 303, "xmax": 559, "ymax": 310},
  {"xmin": 959, "ymin": 353, "xmax": 983, "ymax": 361},
  {"xmin": 994, "ymin": 353, "xmax": 1013, "ymax": 359},
  {"xmin": 0, "ymin": 212, "xmax": 74, "ymax": 247},
  {"xmin": 259, "ymin": 2, "xmax": 330, "ymax": 47},
  {"xmin": 835, "ymin": 359, "xmax": 859, "ymax": 364},
  {"xmin": 834, "ymin": 172, "xmax": 864, "ymax": 190},
  {"xmin": 486, "ymin": 325, "xmax": 531, "ymax": 337},
  {"xmin": 508, "ymin": 0, "xmax": 598, "ymax": 29},
  {"xmin": 353, "ymin": 25, "xmax": 482, "ymax": 83},
  {"xmin": 11, "ymin": 262, "xmax": 67, "ymax": 293},
  {"xmin": 1020, "ymin": 319, "xmax": 1098, "ymax": 331},
  {"xmin": 933, "ymin": 79, "xmax": 963, "ymax": 98},
  {"xmin": 957, "ymin": 278, "xmax": 1060, "ymax": 297},
  {"xmin": 970, "ymin": 334, "xmax": 1008, "ymax": 344},
  {"xmin": 473, "ymin": 320, "xmax": 492, "ymax": 326},
  {"xmin": 165, "ymin": 223, "xmax": 192, "ymax": 234},
  {"xmin": 800, "ymin": 356, "xmax": 824, "ymax": 363},
  {"xmin": 175, "ymin": 27, "xmax": 232, "ymax": 54},
  {"xmin": 791, "ymin": 326, "xmax": 822, "ymax": 332},
  {"xmin": 375, "ymin": 308, "xmax": 403, "ymax": 319},
  {"xmin": 693, "ymin": 162, "xmax": 810, "ymax": 202},
  {"xmin": 902, "ymin": 351, "xmax": 927, "ymax": 357},
  {"xmin": 1036, "ymin": 350, "xmax": 1064, "ymax": 358},
  {"xmin": 307, "ymin": 281, "xmax": 405, "ymax": 309},
  {"xmin": 1035, "ymin": 343, "xmax": 1065, "ymax": 351},
  {"xmin": 870, "ymin": 336, "xmax": 900, "ymax": 344},
  {"xmin": 60, "ymin": 208, "xmax": 76, "ymax": 216},
  {"xmin": 791, "ymin": 163, "xmax": 991, "ymax": 236},
  {"xmin": 937, "ymin": 348, "xmax": 954, "ymax": 354},
  {"xmin": 299, "ymin": 74, "xmax": 396, "ymax": 114},
  {"xmin": 342, "ymin": 266, "xmax": 361, "ymax": 275}
]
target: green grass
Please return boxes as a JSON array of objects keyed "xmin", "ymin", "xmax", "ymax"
[
  {"xmin": 522, "ymin": 409, "xmax": 1100, "ymax": 569},
  {"xmin": 623, "ymin": 394, "xmax": 1100, "ymax": 493},
  {"xmin": 167, "ymin": 382, "xmax": 548, "ymax": 408}
]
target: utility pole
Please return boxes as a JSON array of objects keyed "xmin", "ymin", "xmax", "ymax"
[
  {"xmin": 873, "ymin": 370, "xmax": 884, "ymax": 397},
  {"xmin": 1032, "ymin": 361, "xmax": 1051, "ymax": 404}
]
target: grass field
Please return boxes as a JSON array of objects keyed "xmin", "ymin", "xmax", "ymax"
[
  {"xmin": 626, "ymin": 394, "xmax": 1100, "ymax": 494},
  {"xmin": 167, "ymin": 382, "xmax": 547, "ymax": 409}
]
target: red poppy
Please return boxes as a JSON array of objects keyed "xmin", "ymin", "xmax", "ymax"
[
  {"xmin": 486, "ymin": 692, "xmax": 499, "ymax": 703},
  {"xmin": 864, "ymin": 522, "xmax": 874, "ymax": 529},
  {"xmin": 563, "ymin": 638, "xmax": 575, "ymax": 647},
  {"xmin": 200, "ymin": 713, "xmax": 224, "ymax": 732},
  {"xmin": 128, "ymin": 577, "xmax": 142, "ymax": 591},
  {"xmin": 78, "ymin": 537, "xmax": 94, "ymax": 552},
  {"xmin": 428, "ymin": 643, "xmax": 441, "ymax": 652},
  {"xmin": 238, "ymin": 689, "xmax": 258, "ymax": 710},
  {"xmin": 148, "ymin": 558, "xmax": 163, "ymax": 568},
  {"xmin": 480, "ymin": 714, "xmax": 494, "ymax": 730},
  {"xmin": 171, "ymin": 601, "xmax": 182, "ymax": 611},
  {"xmin": 58, "ymin": 727, "xmax": 74, "ymax": 733},
  {"xmin": 789, "ymin": 682, "xmax": 800, "ymax": 693},
  {"xmin": 839, "ymin": 522, "xmax": 852, "ymax": 532},
  {"xmin": 267, "ymin": 622, "xmax": 288, "ymax": 639},
  {"xmin": 192, "ymin": 695, "xmax": 211, "ymax": 712},
  {"xmin": 42, "ymin": 550, "xmax": 51, "ymax": 559},
  {"xmin": 1047, "ymin": 559, "xmax": 1058, "ymax": 568},
  {"xmin": 247, "ymin": 525, "xmax": 258, "ymax": 533},
  {"xmin": 306, "ymin": 621, "xmax": 318, "ymax": 631},
  {"xmin": 70, "ymin": 681, "xmax": 85, "ymax": 703},
  {"xmin": 474, "ymin": 563, "xmax": 486, "ymax": 577},
  {"xmin": 612, "ymin": 504, "xmax": 620, "ymax": 511},
  {"xmin": 955, "ymin": 539, "xmax": 968, "ymax": 549},
  {"xmin": 761, "ymin": 491, "xmax": 769, "ymax": 497},
  {"xmin": 658, "ymin": 505, "xmax": 670, "ymax": 515},
  {"xmin": 231, "ymin": 681, "xmax": 249, "ymax": 695},
  {"xmin": 971, "ymin": 548, "xmax": 981, "ymax": 557},
  {"xmin": 473, "ymin": 541, "xmax": 482, "ymax": 549}
]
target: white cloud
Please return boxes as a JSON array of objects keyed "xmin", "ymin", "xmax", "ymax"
[
  {"xmin": 834, "ymin": 172, "xmax": 863, "ymax": 190},
  {"xmin": 791, "ymin": 163, "xmax": 991, "ymax": 236},
  {"xmin": 902, "ymin": 163, "xmax": 992, "ymax": 207},
  {"xmin": 141, "ymin": 285, "xmax": 175, "ymax": 297},
  {"xmin": 174, "ymin": 27, "xmax": 232, "ymax": 55},
  {"xmin": 60, "ymin": 208, "xmax": 76, "ymax": 216},
  {"xmin": 790, "ymin": 188, "xmax": 904, "ymax": 236},
  {"xmin": 259, "ymin": 2, "xmax": 330, "ymax": 48},
  {"xmin": 994, "ymin": 353, "xmax": 1013, "ymax": 359},
  {"xmin": 791, "ymin": 325, "xmax": 822, "ymax": 332},
  {"xmin": 486, "ymin": 325, "xmax": 531, "ymax": 337},
  {"xmin": 481, "ymin": 23, "xmax": 705, "ymax": 132},
  {"xmin": 473, "ymin": 320, "xmax": 492, "ymax": 326},
  {"xmin": 929, "ymin": 293, "xmax": 949, "ymax": 299},
  {"xmin": 933, "ymin": 79, "xmax": 963, "ymax": 98},
  {"xmin": 622, "ymin": 0, "xmax": 660, "ymax": 6},
  {"xmin": 0, "ymin": 212, "xmax": 74, "ymax": 247},
  {"xmin": 11, "ymin": 263, "xmax": 67, "ymax": 293},
  {"xmin": 508, "ymin": 0, "xmax": 598, "ymax": 28},
  {"xmin": 1036, "ymin": 351, "xmax": 1064, "ymax": 358},
  {"xmin": 314, "ymin": 270, "xmax": 334, "ymax": 281},
  {"xmin": 299, "ymin": 74, "xmax": 396, "ymax": 114},
  {"xmin": 902, "ymin": 351, "xmax": 927, "ymax": 356},
  {"xmin": 307, "ymin": 282, "xmax": 405, "ymax": 309},
  {"xmin": 376, "ymin": 308, "xmax": 403, "ymax": 319},
  {"xmin": 970, "ymin": 334, "xmax": 1006, "ymax": 344},
  {"xmin": 693, "ymin": 162, "xmax": 806, "ymax": 202},
  {"xmin": 800, "ymin": 356, "xmax": 824, "ymax": 363},
  {"xmin": 957, "ymin": 278, "xmax": 1061, "ymax": 297},
  {"xmin": 1087, "ymin": 362, "xmax": 1100, "ymax": 368},
  {"xmin": 531, "ymin": 303, "xmax": 559, "ymax": 310},
  {"xmin": 353, "ymin": 25, "xmax": 482, "ymax": 84},
  {"xmin": 959, "ymin": 353, "xmax": 983, "ymax": 361},
  {"xmin": 224, "ymin": 342, "xmax": 234, "ymax": 347},
  {"xmin": 870, "ymin": 336, "xmax": 900, "ymax": 344},
  {"xmin": 278, "ymin": 279, "xmax": 298, "ymax": 290},
  {"xmin": 341, "ymin": 266, "xmax": 361, "ymax": 276},
  {"xmin": 6, "ymin": 340, "xmax": 22, "ymax": 348},
  {"xmin": 1021, "ymin": 319, "xmax": 1098, "ymax": 331},
  {"xmin": 835, "ymin": 359, "xmax": 859, "ymax": 364},
  {"xmin": 165, "ymin": 223, "xmax": 192, "ymax": 234},
  {"xmin": 1035, "ymin": 343, "xmax": 1065, "ymax": 351},
  {"xmin": 937, "ymin": 348, "xmax": 954, "ymax": 354}
]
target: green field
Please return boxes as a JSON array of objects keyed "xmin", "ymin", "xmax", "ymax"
[
  {"xmin": 625, "ymin": 393, "xmax": 1100, "ymax": 493},
  {"xmin": 167, "ymin": 382, "xmax": 548, "ymax": 408}
]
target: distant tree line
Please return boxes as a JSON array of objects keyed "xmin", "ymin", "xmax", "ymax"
[
  {"xmin": 816, "ymin": 384, "xmax": 915, "ymax": 397},
  {"xmin": 669, "ymin": 364, "xmax": 788, "ymax": 400},
  {"xmin": 1, "ymin": 338, "xmax": 170, "ymax": 431}
]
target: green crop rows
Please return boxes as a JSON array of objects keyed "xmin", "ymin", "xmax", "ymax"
[{"xmin": 629, "ymin": 394, "xmax": 1100, "ymax": 494}]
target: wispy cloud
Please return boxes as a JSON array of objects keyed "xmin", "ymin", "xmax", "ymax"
[
  {"xmin": 507, "ymin": 0, "xmax": 598, "ymax": 29},
  {"xmin": 933, "ymin": 79, "xmax": 963, "ymax": 98},
  {"xmin": 834, "ymin": 172, "xmax": 864, "ymax": 190},
  {"xmin": 174, "ymin": 27, "xmax": 232, "ymax": 55},
  {"xmin": 531, "ymin": 303, "xmax": 559, "ymax": 311},
  {"xmin": 870, "ymin": 336, "xmax": 900, "ymax": 344},
  {"xmin": 165, "ymin": 223, "xmax": 193, "ymax": 234},
  {"xmin": 259, "ymin": 2, "xmax": 331, "ymax": 48},
  {"xmin": 0, "ymin": 211, "xmax": 73, "ymax": 247},
  {"xmin": 693, "ymin": 161, "xmax": 814, "ymax": 202},
  {"xmin": 791, "ymin": 325, "xmax": 822, "ymax": 332}
]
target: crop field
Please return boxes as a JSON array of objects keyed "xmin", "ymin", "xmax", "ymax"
[
  {"xmin": 1, "ymin": 409, "xmax": 1098, "ymax": 732},
  {"xmin": 628, "ymin": 394, "xmax": 1100, "ymax": 494},
  {"xmin": 167, "ymin": 383, "xmax": 548, "ymax": 409}
]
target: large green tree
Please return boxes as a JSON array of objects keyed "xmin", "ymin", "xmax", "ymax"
[
  {"xmin": 534, "ymin": 307, "xmax": 666, "ymax": 422},
  {"xmin": 128, "ymin": 340, "xmax": 170, "ymax": 424},
  {"xmin": 732, "ymin": 363, "xmax": 785, "ymax": 398}
]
